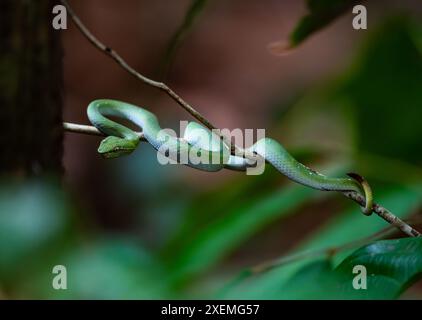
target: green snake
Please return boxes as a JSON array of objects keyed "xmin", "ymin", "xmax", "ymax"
[{"xmin": 87, "ymin": 99, "xmax": 373, "ymax": 214}]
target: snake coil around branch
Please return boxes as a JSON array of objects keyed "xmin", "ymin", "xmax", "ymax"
[{"xmin": 87, "ymin": 99, "xmax": 373, "ymax": 214}]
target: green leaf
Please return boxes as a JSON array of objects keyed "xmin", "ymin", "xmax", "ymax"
[
  {"xmin": 276, "ymin": 238, "xmax": 422, "ymax": 299},
  {"xmin": 289, "ymin": 0, "xmax": 359, "ymax": 48}
]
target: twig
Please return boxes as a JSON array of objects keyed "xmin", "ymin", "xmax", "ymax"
[
  {"xmin": 63, "ymin": 122, "xmax": 145, "ymax": 140},
  {"xmin": 61, "ymin": 0, "xmax": 421, "ymax": 238},
  {"xmin": 343, "ymin": 191, "xmax": 421, "ymax": 237}
]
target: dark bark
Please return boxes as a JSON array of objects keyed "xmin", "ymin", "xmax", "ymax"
[{"xmin": 0, "ymin": 0, "xmax": 63, "ymax": 177}]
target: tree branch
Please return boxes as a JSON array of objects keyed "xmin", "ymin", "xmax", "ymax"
[
  {"xmin": 250, "ymin": 225, "xmax": 396, "ymax": 275},
  {"xmin": 60, "ymin": 0, "xmax": 421, "ymax": 238},
  {"xmin": 63, "ymin": 122, "xmax": 145, "ymax": 140}
]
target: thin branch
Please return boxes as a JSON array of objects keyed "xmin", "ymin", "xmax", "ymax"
[
  {"xmin": 61, "ymin": 0, "xmax": 421, "ymax": 238},
  {"xmin": 343, "ymin": 191, "xmax": 421, "ymax": 237},
  {"xmin": 63, "ymin": 121, "xmax": 421, "ymax": 238},
  {"xmin": 63, "ymin": 122, "xmax": 145, "ymax": 140}
]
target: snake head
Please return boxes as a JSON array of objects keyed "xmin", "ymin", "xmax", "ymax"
[{"xmin": 98, "ymin": 136, "xmax": 139, "ymax": 159}]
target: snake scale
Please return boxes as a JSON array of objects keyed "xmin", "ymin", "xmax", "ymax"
[{"xmin": 87, "ymin": 99, "xmax": 373, "ymax": 214}]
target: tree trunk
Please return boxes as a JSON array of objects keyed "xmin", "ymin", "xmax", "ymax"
[{"xmin": 0, "ymin": 0, "xmax": 63, "ymax": 177}]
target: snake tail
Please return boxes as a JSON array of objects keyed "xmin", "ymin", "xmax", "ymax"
[{"xmin": 347, "ymin": 172, "xmax": 373, "ymax": 215}]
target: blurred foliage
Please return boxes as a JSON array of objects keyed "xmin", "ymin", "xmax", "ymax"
[
  {"xmin": 0, "ymin": 179, "xmax": 174, "ymax": 299},
  {"xmin": 222, "ymin": 185, "xmax": 422, "ymax": 299},
  {"xmin": 0, "ymin": 6, "xmax": 421, "ymax": 300},
  {"xmin": 343, "ymin": 17, "xmax": 422, "ymax": 165},
  {"xmin": 281, "ymin": 17, "xmax": 422, "ymax": 167},
  {"xmin": 21, "ymin": 237, "xmax": 172, "ymax": 299},
  {"xmin": 160, "ymin": 0, "xmax": 209, "ymax": 77},
  {"xmin": 297, "ymin": 185, "xmax": 422, "ymax": 265},
  {"xmin": 220, "ymin": 15, "xmax": 422, "ymax": 299}
]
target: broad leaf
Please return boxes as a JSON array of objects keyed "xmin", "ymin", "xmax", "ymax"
[{"xmin": 275, "ymin": 238, "xmax": 422, "ymax": 299}]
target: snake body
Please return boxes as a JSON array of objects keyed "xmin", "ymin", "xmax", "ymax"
[{"xmin": 88, "ymin": 99, "xmax": 373, "ymax": 213}]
